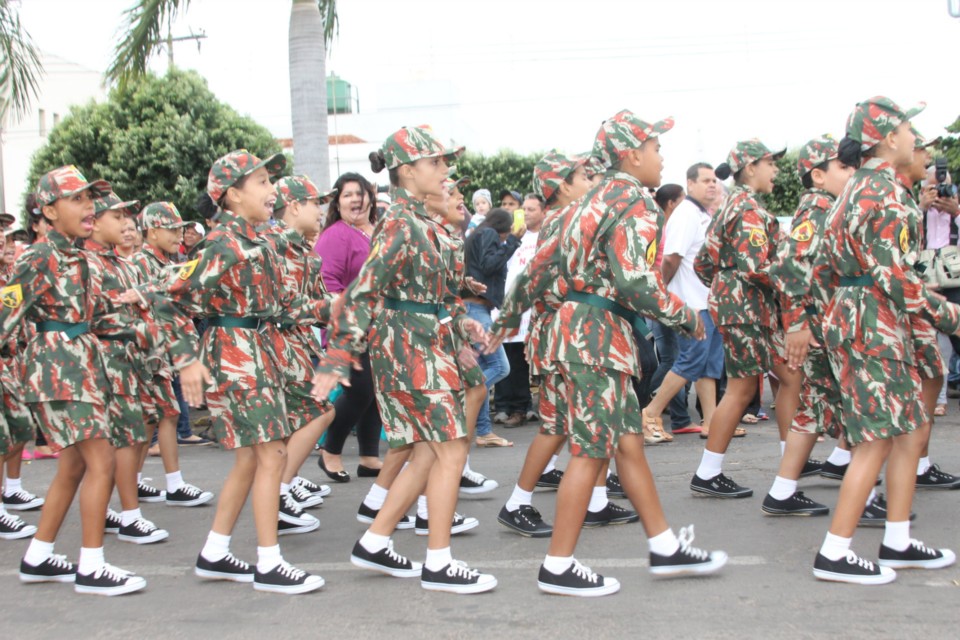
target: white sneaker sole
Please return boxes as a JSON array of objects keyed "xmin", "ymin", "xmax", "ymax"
[
  {"xmin": 166, "ymin": 493, "xmax": 214, "ymax": 507},
  {"xmin": 253, "ymin": 576, "xmax": 324, "ymax": 594},
  {"xmin": 350, "ymin": 554, "xmax": 422, "ymax": 578},
  {"xmin": 422, "ymin": 575, "xmax": 498, "ymax": 594},
  {"xmin": 650, "ymin": 552, "xmax": 729, "ymax": 577},
  {"xmin": 537, "ymin": 578, "xmax": 620, "ymax": 597},
  {"xmin": 356, "ymin": 512, "xmax": 415, "ymax": 530},
  {"xmin": 879, "ymin": 549, "xmax": 956, "ymax": 570},
  {"xmin": 278, "ymin": 519, "xmax": 321, "ymax": 536},
  {"xmin": 812, "ymin": 567, "xmax": 897, "ymax": 585},
  {"xmin": 118, "ymin": 530, "xmax": 170, "ymax": 545},
  {"xmin": 3, "ymin": 499, "xmax": 44, "ymax": 511},
  {"xmin": 0, "ymin": 525, "xmax": 37, "ymax": 540},
  {"xmin": 294, "ymin": 496, "xmax": 325, "ymax": 509},
  {"xmin": 75, "ymin": 576, "xmax": 147, "ymax": 596},
  {"xmin": 415, "ymin": 518, "xmax": 480, "ymax": 537},
  {"xmin": 20, "ymin": 571, "xmax": 75, "ymax": 583},
  {"xmin": 195, "ymin": 567, "xmax": 254, "ymax": 583},
  {"xmin": 459, "ymin": 481, "xmax": 499, "ymax": 495},
  {"xmin": 138, "ymin": 495, "xmax": 166, "ymax": 503},
  {"xmin": 279, "ymin": 511, "xmax": 319, "ymax": 527}
]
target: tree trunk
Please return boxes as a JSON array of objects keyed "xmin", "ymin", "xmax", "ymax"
[{"xmin": 288, "ymin": 0, "xmax": 330, "ymax": 190}]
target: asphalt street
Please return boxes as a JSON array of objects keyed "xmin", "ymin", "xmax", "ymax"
[{"xmin": 3, "ymin": 407, "xmax": 959, "ymax": 640}]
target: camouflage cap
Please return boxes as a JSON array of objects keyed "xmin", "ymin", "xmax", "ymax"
[
  {"xmin": 845, "ymin": 96, "xmax": 925, "ymax": 152},
  {"xmin": 911, "ymin": 126, "xmax": 941, "ymax": 150},
  {"xmin": 592, "ymin": 109, "xmax": 674, "ymax": 169},
  {"xmin": 0, "ymin": 213, "xmax": 15, "ymax": 227},
  {"xmin": 725, "ymin": 139, "xmax": 786, "ymax": 174},
  {"xmin": 443, "ymin": 171, "xmax": 471, "ymax": 193},
  {"xmin": 582, "ymin": 155, "xmax": 607, "ymax": 179},
  {"xmin": 35, "ymin": 165, "xmax": 111, "ymax": 207},
  {"xmin": 796, "ymin": 136, "xmax": 839, "ymax": 177},
  {"xmin": 207, "ymin": 149, "xmax": 286, "ymax": 203},
  {"xmin": 140, "ymin": 202, "xmax": 189, "ymax": 230},
  {"xmin": 93, "ymin": 192, "xmax": 140, "ymax": 216},
  {"xmin": 273, "ymin": 175, "xmax": 333, "ymax": 211},
  {"xmin": 381, "ymin": 125, "xmax": 464, "ymax": 170},
  {"xmin": 533, "ymin": 150, "xmax": 586, "ymax": 202}
]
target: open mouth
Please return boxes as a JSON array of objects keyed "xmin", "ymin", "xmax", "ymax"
[
  {"xmin": 80, "ymin": 215, "xmax": 95, "ymax": 232},
  {"xmin": 265, "ymin": 198, "xmax": 277, "ymax": 215}
]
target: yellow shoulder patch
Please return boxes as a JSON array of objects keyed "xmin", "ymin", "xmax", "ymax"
[
  {"xmin": 178, "ymin": 259, "xmax": 199, "ymax": 281},
  {"xmin": 790, "ymin": 220, "xmax": 814, "ymax": 243},
  {"xmin": 748, "ymin": 229, "xmax": 768, "ymax": 248},
  {"xmin": 899, "ymin": 226, "xmax": 910, "ymax": 254},
  {"xmin": 1, "ymin": 284, "xmax": 23, "ymax": 309},
  {"xmin": 646, "ymin": 239, "xmax": 658, "ymax": 267},
  {"xmin": 365, "ymin": 241, "xmax": 380, "ymax": 264}
]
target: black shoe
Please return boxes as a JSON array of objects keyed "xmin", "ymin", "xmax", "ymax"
[
  {"xmin": 117, "ymin": 517, "xmax": 169, "ymax": 545},
  {"xmin": 799, "ymin": 459, "xmax": 824, "ymax": 478},
  {"xmin": 537, "ymin": 559, "xmax": 619, "ymax": 596},
  {"xmin": 606, "ymin": 473, "xmax": 626, "ymax": 499},
  {"xmin": 195, "ymin": 552, "xmax": 254, "ymax": 583},
  {"xmin": 317, "ymin": 456, "xmax": 350, "ymax": 483},
  {"xmin": 820, "ymin": 461, "xmax": 881, "ymax": 485},
  {"xmin": 357, "ymin": 465, "xmax": 380, "ymax": 478},
  {"xmin": 536, "ymin": 468, "xmax": 564, "ymax": 489},
  {"xmin": 19, "ymin": 555, "xmax": 76, "ymax": 583},
  {"xmin": 350, "ymin": 539, "xmax": 422, "ymax": 577},
  {"xmin": 414, "ymin": 512, "xmax": 479, "ymax": 536},
  {"xmin": 858, "ymin": 493, "xmax": 916, "ymax": 528},
  {"xmin": 289, "ymin": 483, "xmax": 324, "ymax": 509},
  {"xmin": 0, "ymin": 510, "xmax": 37, "ymax": 540},
  {"xmin": 761, "ymin": 492, "xmax": 829, "ymax": 516},
  {"xmin": 105, "ymin": 509, "xmax": 122, "ymax": 534},
  {"xmin": 690, "ymin": 473, "xmax": 753, "ymax": 498},
  {"xmin": 421, "ymin": 560, "xmax": 497, "ymax": 594},
  {"xmin": 356, "ymin": 502, "xmax": 415, "ymax": 530},
  {"xmin": 813, "ymin": 551, "xmax": 895, "ymax": 585},
  {"xmin": 278, "ymin": 518, "xmax": 320, "ymax": 536},
  {"xmin": 137, "ymin": 480, "xmax": 166, "ymax": 503},
  {"xmin": 915, "ymin": 464, "xmax": 960, "ymax": 490},
  {"xmin": 279, "ymin": 494, "xmax": 319, "ymax": 527},
  {"xmin": 2, "ymin": 488, "xmax": 44, "ymax": 511},
  {"xmin": 166, "ymin": 483, "xmax": 214, "ymax": 507},
  {"xmin": 583, "ymin": 502, "xmax": 639, "ymax": 528},
  {"xmin": 74, "ymin": 563, "xmax": 147, "ymax": 596},
  {"xmin": 649, "ymin": 526, "xmax": 728, "ymax": 577},
  {"xmin": 878, "ymin": 540, "xmax": 956, "ymax": 569},
  {"xmin": 497, "ymin": 504, "xmax": 552, "ymax": 538},
  {"xmin": 177, "ymin": 435, "xmax": 214, "ymax": 446},
  {"xmin": 294, "ymin": 476, "xmax": 331, "ymax": 498},
  {"xmin": 253, "ymin": 561, "xmax": 324, "ymax": 594},
  {"xmin": 459, "ymin": 469, "xmax": 499, "ymax": 494}
]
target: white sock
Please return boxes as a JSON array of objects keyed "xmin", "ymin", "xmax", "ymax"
[
  {"xmin": 696, "ymin": 450, "xmax": 725, "ymax": 480},
  {"xmin": 137, "ymin": 472, "xmax": 142, "ymax": 483},
  {"xmin": 865, "ymin": 488, "xmax": 877, "ymax": 507},
  {"xmin": 256, "ymin": 544, "xmax": 283, "ymax": 573},
  {"xmin": 23, "ymin": 539, "xmax": 55, "ymax": 567},
  {"xmin": 542, "ymin": 554, "xmax": 574, "ymax": 575},
  {"xmin": 165, "ymin": 471, "xmax": 184, "ymax": 494},
  {"xmin": 280, "ymin": 482, "xmax": 291, "ymax": 496},
  {"xmin": 779, "ymin": 441, "xmax": 786, "ymax": 457},
  {"xmin": 463, "ymin": 456, "xmax": 472, "ymax": 474},
  {"xmin": 544, "ymin": 455, "xmax": 558, "ymax": 474},
  {"xmin": 606, "ymin": 468, "xmax": 612, "ymax": 478},
  {"xmin": 424, "ymin": 546, "xmax": 452, "ymax": 572},
  {"xmin": 363, "ymin": 483, "xmax": 389, "ymax": 510},
  {"xmin": 120, "ymin": 508, "xmax": 142, "ymax": 527},
  {"xmin": 917, "ymin": 456, "xmax": 931, "ymax": 476},
  {"xmin": 819, "ymin": 532, "xmax": 852, "ymax": 561},
  {"xmin": 0, "ymin": 503, "xmax": 6, "ymax": 516},
  {"xmin": 883, "ymin": 520, "xmax": 911, "ymax": 552},
  {"xmin": 417, "ymin": 495, "xmax": 429, "ymax": 520},
  {"xmin": 359, "ymin": 530, "xmax": 390, "ymax": 553},
  {"xmin": 505, "ymin": 485, "xmax": 533, "ymax": 511},
  {"xmin": 768, "ymin": 476, "xmax": 797, "ymax": 501},
  {"xmin": 78, "ymin": 547, "xmax": 105, "ymax": 575},
  {"xmin": 588, "ymin": 485, "xmax": 609, "ymax": 513},
  {"xmin": 3, "ymin": 475, "xmax": 21, "ymax": 496},
  {"xmin": 200, "ymin": 531, "xmax": 231, "ymax": 562},
  {"xmin": 826, "ymin": 447, "xmax": 851, "ymax": 466},
  {"xmin": 648, "ymin": 528, "xmax": 680, "ymax": 557}
]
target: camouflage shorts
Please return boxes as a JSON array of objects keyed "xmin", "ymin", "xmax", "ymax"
[
  {"xmin": 537, "ymin": 373, "xmax": 568, "ymax": 437},
  {"xmin": 140, "ymin": 375, "xmax": 181, "ymax": 424},
  {"xmin": 911, "ymin": 320, "xmax": 943, "ymax": 381},
  {"xmin": 556, "ymin": 362, "xmax": 642, "ymax": 459},
  {"xmin": 718, "ymin": 324, "xmax": 785, "ymax": 379},
  {"xmin": 0, "ymin": 412, "xmax": 11, "ymax": 456},
  {"xmin": 31, "ymin": 401, "xmax": 111, "ymax": 452},
  {"xmin": 376, "ymin": 389, "xmax": 467, "ymax": 449},
  {"xmin": 109, "ymin": 394, "xmax": 147, "ymax": 449},
  {"xmin": 207, "ymin": 386, "xmax": 291, "ymax": 450},
  {"xmin": 828, "ymin": 349, "xmax": 921, "ymax": 446},
  {"xmin": 791, "ymin": 348, "xmax": 841, "ymax": 437},
  {"xmin": 462, "ymin": 359, "xmax": 486, "ymax": 389},
  {"xmin": 284, "ymin": 380, "xmax": 332, "ymax": 433},
  {"xmin": 2, "ymin": 390, "xmax": 35, "ymax": 446}
]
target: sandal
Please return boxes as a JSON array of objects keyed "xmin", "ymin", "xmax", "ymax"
[
  {"xmin": 475, "ymin": 433, "xmax": 514, "ymax": 448},
  {"xmin": 700, "ymin": 426, "xmax": 746, "ymax": 439},
  {"xmin": 935, "ymin": 404, "xmax": 947, "ymax": 417},
  {"xmin": 740, "ymin": 414, "xmax": 760, "ymax": 425},
  {"xmin": 641, "ymin": 408, "xmax": 665, "ymax": 444}
]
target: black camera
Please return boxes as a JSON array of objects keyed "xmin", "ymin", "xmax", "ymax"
[{"xmin": 934, "ymin": 157, "xmax": 956, "ymax": 198}]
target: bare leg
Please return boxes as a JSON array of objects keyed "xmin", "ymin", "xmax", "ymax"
[
  {"xmin": 210, "ymin": 447, "xmax": 256, "ymax": 536},
  {"xmin": 919, "ymin": 376, "xmax": 941, "ymax": 458},
  {"xmin": 547, "ymin": 456, "xmax": 605, "ymax": 557},
  {"xmin": 885, "ymin": 428, "xmax": 927, "ymax": 524},
  {"xmin": 828, "ymin": 439, "xmax": 891, "ymax": 538},
  {"xmin": 74, "ymin": 439, "xmax": 116, "ymax": 549},
  {"xmin": 517, "ymin": 434, "xmax": 567, "ymax": 492},
  {"xmin": 157, "ymin": 416, "xmax": 180, "ymax": 474},
  {"xmin": 694, "ymin": 377, "xmax": 717, "ymax": 431},
  {"xmin": 776, "ymin": 432, "xmax": 819, "ymax": 481},
  {"xmin": 369, "ymin": 441, "xmax": 433, "ymax": 536},
  {"xmin": 424, "ymin": 437, "xmax": 470, "ymax": 550},
  {"xmin": 33, "ymin": 445, "xmax": 86, "ymax": 543},
  {"xmin": 282, "ymin": 411, "xmax": 335, "ymax": 486},
  {"xmin": 772, "ymin": 364, "xmax": 802, "ymax": 444},
  {"xmin": 115, "ymin": 443, "xmax": 146, "ymax": 512},
  {"xmin": 705, "ymin": 376, "xmax": 758, "ymax": 454},
  {"xmin": 4, "ymin": 443, "xmax": 25, "ymax": 481},
  {"xmin": 615, "ymin": 433, "xmax": 668, "ymax": 536}
]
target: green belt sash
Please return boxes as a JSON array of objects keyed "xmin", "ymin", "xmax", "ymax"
[
  {"xmin": 566, "ymin": 290, "xmax": 651, "ymax": 339},
  {"xmin": 207, "ymin": 316, "xmax": 266, "ymax": 330},
  {"xmin": 383, "ymin": 297, "xmax": 451, "ymax": 322},
  {"xmin": 34, "ymin": 321, "xmax": 89, "ymax": 340},
  {"xmin": 838, "ymin": 274, "xmax": 874, "ymax": 287}
]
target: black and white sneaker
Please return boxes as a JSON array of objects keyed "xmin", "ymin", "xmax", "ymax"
[
  {"xmin": 915, "ymin": 464, "xmax": 960, "ymax": 490},
  {"xmin": 460, "ymin": 469, "xmax": 499, "ymax": 495},
  {"xmin": 19, "ymin": 554, "xmax": 76, "ymax": 583},
  {"xmin": 279, "ymin": 494, "xmax": 319, "ymax": 527},
  {"xmin": 878, "ymin": 540, "xmax": 956, "ymax": 570},
  {"xmin": 118, "ymin": 517, "xmax": 169, "ymax": 545},
  {"xmin": 3, "ymin": 488, "xmax": 44, "ymax": 511},
  {"xmin": 294, "ymin": 476, "xmax": 331, "ymax": 498},
  {"xmin": 583, "ymin": 502, "xmax": 639, "ymax": 528},
  {"xmin": 606, "ymin": 473, "xmax": 626, "ymax": 499},
  {"xmin": 761, "ymin": 492, "xmax": 829, "ymax": 516},
  {"xmin": 105, "ymin": 509, "xmax": 122, "ymax": 534},
  {"xmin": 536, "ymin": 468, "xmax": 564, "ymax": 489},
  {"xmin": 0, "ymin": 510, "xmax": 37, "ymax": 539},
  {"xmin": 649, "ymin": 526, "xmax": 728, "ymax": 577},
  {"xmin": 497, "ymin": 504, "xmax": 552, "ymax": 538},
  {"xmin": 537, "ymin": 559, "xmax": 620, "ymax": 597},
  {"xmin": 356, "ymin": 502, "xmax": 415, "ymax": 530},
  {"xmin": 350, "ymin": 539, "xmax": 422, "ymax": 577},
  {"xmin": 690, "ymin": 473, "xmax": 753, "ymax": 498},
  {"xmin": 813, "ymin": 551, "xmax": 895, "ymax": 585},
  {"xmin": 137, "ymin": 480, "xmax": 166, "ymax": 503},
  {"xmin": 254, "ymin": 561, "xmax": 324, "ymax": 594},
  {"xmin": 421, "ymin": 560, "xmax": 497, "ymax": 594},
  {"xmin": 75, "ymin": 563, "xmax": 146, "ymax": 596},
  {"xmin": 414, "ymin": 512, "xmax": 479, "ymax": 536},
  {"xmin": 858, "ymin": 493, "xmax": 915, "ymax": 528},
  {"xmin": 195, "ymin": 552, "xmax": 254, "ymax": 583},
  {"xmin": 799, "ymin": 459, "xmax": 824, "ymax": 478},
  {"xmin": 166, "ymin": 483, "xmax": 214, "ymax": 507},
  {"xmin": 278, "ymin": 518, "xmax": 320, "ymax": 536},
  {"xmin": 819, "ymin": 460, "xmax": 848, "ymax": 480},
  {"xmin": 288, "ymin": 484, "xmax": 324, "ymax": 509}
]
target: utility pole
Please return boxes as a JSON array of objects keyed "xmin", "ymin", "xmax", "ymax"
[{"xmin": 153, "ymin": 27, "xmax": 206, "ymax": 69}]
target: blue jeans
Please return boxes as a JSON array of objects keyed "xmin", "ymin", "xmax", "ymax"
[
  {"xmin": 172, "ymin": 376, "xmax": 192, "ymax": 439},
  {"xmin": 466, "ymin": 302, "xmax": 510, "ymax": 436},
  {"xmin": 648, "ymin": 319, "xmax": 691, "ymax": 429}
]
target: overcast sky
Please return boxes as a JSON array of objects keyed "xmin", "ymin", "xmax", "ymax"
[{"xmin": 19, "ymin": 0, "xmax": 960, "ymax": 185}]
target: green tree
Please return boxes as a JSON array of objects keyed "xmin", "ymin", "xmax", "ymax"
[
  {"xmin": 24, "ymin": 69, "xmax": 284, "ymax": 224},
  {"xmin": 456, "ymin": 150, "xmax": 543, "ymax": 210},
  {"xmin": 763, "ymin": 150, "xmax": 803, "ymax": 217},
  {"xmin": 0, "ymin": 0, "xmax": 43, "ymax": 121}
]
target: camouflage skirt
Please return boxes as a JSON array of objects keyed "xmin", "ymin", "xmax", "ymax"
[
  {"xmin": 556, "ymin": 362, "xmax": 643, "ymax": 459},
  {"xmin": 206, "ymin": 385, "xmax": 291, "ymax": 450},
  {"xmin": 109, "ymin": 394, "xmax": 148, "ymax": 449},
  {"xmin": 911, "ymin": 319, "xmax": 944, "ymax": 381},
  {"xmin": 31, "ymin": 401, "xmax": 111, "ymax": 452},
  {"xmin": 828, "ymin": 349, "xmax": 921, "ymax": 446},
  {"xmin": 284, "ymin": 380, "xmax": 332, "ymax": 433},
  {"xmin": 717, "ymin": 324, "xmax": 785, "ymax": 379},
  {"xmin": 376, "ymin": 389, "xmax": 467, "ymax": 449},
  {"xmin": 791, "ymin": 347, "xmax": 841, "ymax": 437},
  {"xmin": 141, "ymin": 374, "xmax": 181, "ymax": 424}
]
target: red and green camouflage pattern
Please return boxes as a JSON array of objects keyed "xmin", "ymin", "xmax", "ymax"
[
  {"xmin": 35, "ymin": 165, "xmax": 110, "ymax": 206},
  {"xmin": 591, "ymin": 110, "xmax": 673, "ymax": 169},
  {"xmin": 0, "ymin": 264, "xmax": 33, "ymax": 446},
  {"xmin": 582, "ymin": 155, "xmax": 607, "ymax": 180},
  {"xmin": 846, "ymin": 96, "xmax": 925, "ymax": 151},
  {"xmin": 93, "ymin": 192, "xmax": 140, "ymax": 216},
  {"xmin": 273, "ymin": 175, "xmax": 334, "ymax": 211},
  {"xmin": 792, "ymin": 346, "xmax": 841, "ymax": 437},
  {"xmin": 724, "ymin": 139, "xmax": 785, "ymax": 174},
  {"xmin": 796, "ymin": 136, "xmax": 839, "ymax": 178},
  {"xmin": 140, "ymin": 202, "xmax": 190, "ymax": 230},
  {"xmin": 911, "ymin": 126, "xmax": 941, "ymax": 149},
  {"xmin": 32, "ymin": 400, "xmax": 110, "ymax": 453},
  {"xmin": 207, "ymin": 150, "xmax": 286, "ymax": 204},
  {"xmin": 380, "ymin": 126, "xmax": 464, "ymax": 170},
  {"xmin": 557, "ymin": 361, "xmax": 642, "ymax": 459},
  {"xmin": 532, "ymin": 150, "xmax": 584, "ymax": 202}
]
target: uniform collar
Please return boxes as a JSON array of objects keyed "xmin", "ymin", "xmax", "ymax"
[
  {"xmin": 220, "ymin": 209, "xmax": 261, "ymax": 242},
  {"xmin": 804, "ymin": 187, "xmax": 834, "ymax": 201},
  {"xmin": 392, "ymin": 188, "xmax": 430, "ymax": 220},
  {"xmin": 46, "ymin": 229, "xmax": 79, "ymax": 252},
  {"xmin": 143, "ymin": 242, "xmax": 170, "ymax": 265},
  {"xmin": 83, "ymin": 238, "xmax": 111, "ymax": 254},
  {"xmin": 863, "ymin": 157, "xmax": 897, "ymax": 180},
  {"xmin": 608, "ymin": 170, "xmax": 644, "ymax": 191}
]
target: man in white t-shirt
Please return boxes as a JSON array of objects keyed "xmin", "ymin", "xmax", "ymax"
[{"xmin": 643, "ymin": 163, "xmax": 724, "ymax": 434}]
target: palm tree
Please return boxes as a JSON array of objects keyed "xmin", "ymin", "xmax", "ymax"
[{"xmin": 107, "ymin": 0, "xmax": 338, "ymax": 189}]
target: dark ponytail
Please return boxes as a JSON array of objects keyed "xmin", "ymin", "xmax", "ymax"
[
  {"xmin": 714, "ymin": 163, "xmax": 733, "ymax": 181},
  {"xmin": 369, "ymin": 150, "xmax": 386, "ymax": 173},
  {"xmin": 196, "ymin": 192, "xmax": 220, "ymax": 222},
  {"xmin": 837, "ymin": 136, "xmax": 863, "ymax": 168}
]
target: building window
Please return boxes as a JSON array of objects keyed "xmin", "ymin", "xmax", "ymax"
[
  {"xmin": 39, "ymin": 109, "xmax": 46, "ymax": 136},
  {"xmin": 53, "ymin": 113, "xmax": 60, "ymax": 127}
]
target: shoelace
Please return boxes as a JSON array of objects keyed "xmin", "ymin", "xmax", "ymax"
[
  {"xmin": 94, "ymin": 563, "xmax": 133, "ymax": 581},
  {"xmin": 132, "ymin": 518, "xmax": 158, "ymax": 533},
  {"xmin": 275, "ymin": 561, "xmax": 306, "ymax": 581},
  {"xmin": 908, "ymin": 539, "xmax": 938, "ymax": 557},
  {"xmin": 462, "ymin": 469, "xmax": 487, "ymax": 485},
  {"xmin": 222, "ymin": 553, "xmax": 249, "ymax": 570},
  {"xmin": 44, "ymin": 554, "xmax": 73, "ymax": 570},
  {"xmin": 677, "ymin": 525, "xmax": 710, "ymax": 561},
  {"xmin": 453, "ymin": 512, "xmax": 465, "ymax": 524},
  {"xmin": 283, "ymin": 495, "xmax": 304, "ymax": 515},
  {"xmin": 107, "ymin": 509, "xmax": 122, "ymax": 523},
  {"xmin": 445, "ymin": 560, "xmax": 480, "ymax": 579},
  {"xmin": 570, "ymin": 560, "xmax": 599, "ymax": 584},
  {"xmin": 290, "ymin": 485, "xmax": 311, "ymax": 501},
  {"xmin": 139, "ymin": 480, "xmax": 160, "ymax": 492},
  {"xmin": 295, "ymin": 476, "xmax": 320, "ymax": 492},
  {"xmin": 518, "ymin": 505, "xmax": 543, "ymax": 525},
  {"xmin": 178, "ymin": 484, "xmax": 203, "ymax": 498},
  {"xmin": 0, "ymin": 511, "xmax": 24, "ymax": 528},
  {"xmin": 8, "ymin": 489, "xmax": 37, "ymax": 502},
  {"xmin": 794, "ymin": 492, "xmax": 815, "ymax": 505},
  {"xmin": 714, "ymin": 474, "xmax": 737, "ymax": 490},
  {"xmin": 843, "ymin": 551, "xmax": 875, "ymax": 571},
  {"xmin": 383, "ymin": 541, "xmax": 408, "ymax": 566}
]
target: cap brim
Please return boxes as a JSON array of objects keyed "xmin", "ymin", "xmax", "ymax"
[
  {"xmin": 442, "ymin": 146, "xmax": 465, "ymax": 163},
  {"xmin": 0, "ymin": 213, "xmax": 15, "ymax": 225},
  {"xmin": 113, "ymin": 200, "xmax": 141, "ymax": 215},
  {"xmin": 65, "ymin": 179, "xmax": 112, "ymax": 200},
  {"xmin": 768, "ymin": 147, "xmax": 787, "ymax": 161},
  {"xmin": 254, "ymin": 152, "xmax": 287, "ymax": 179},
  {"xmin": 317, "ymin": 190, "xmax": 336, "ymax": 205},
  {"xmin": 649, "ymin": 117, "xmax": 675, "ymax": 138},
  {"xmin": 904, "ymin": 103, "xmax": 927, "ymax": 120}
]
